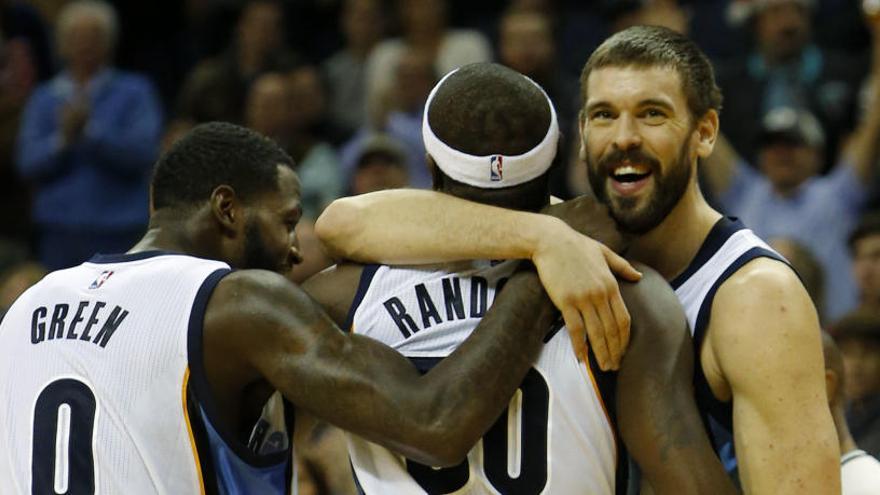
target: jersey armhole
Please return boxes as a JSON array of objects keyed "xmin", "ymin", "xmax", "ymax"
[
  {"xmin": 343, "ymin": 264, "xmax": 381, "ymax": 333},
  {"xmin": 185, "ymin": 268, "xmax": 291, "ymax": 468}
]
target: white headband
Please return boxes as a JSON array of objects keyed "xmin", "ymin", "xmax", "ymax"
[{"xmin": 422, "ymin": 68, "xmax": 560, "ymax": 189}]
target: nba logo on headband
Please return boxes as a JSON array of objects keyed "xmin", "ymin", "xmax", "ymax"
[{"xmin": 490, "ymin": 155, "xmax": 503, "ymax": 181}]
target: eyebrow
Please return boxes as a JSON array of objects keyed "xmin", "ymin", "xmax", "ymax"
[
  {"xmin": 639, "ymin": 98, "xmax": 675, "ymax": 112},
  {"xmin": 585, "ymin": 98, "xmax": 676, "ymax": 114}
]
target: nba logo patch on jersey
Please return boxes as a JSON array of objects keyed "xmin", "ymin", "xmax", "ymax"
[
  {"xmin": 489, "ymin": 155, "xmax": 503, "ymax": 181},
  {"xmin": 89, "ymin": 270, "xmax": 114, "ymax": 289}
]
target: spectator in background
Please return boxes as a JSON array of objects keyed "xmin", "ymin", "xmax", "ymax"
[
  {"xmin": 602, "ymin": 0, "xmax": 689, "ymax": 35},
  {"xmin": 0, "ymin": 0, "xmax": 52, "ymax": 245},
  {"xmin": 323, "ymin": 0, "xmax": 385, "ymax": 141},
  {"xmin": 0, "ymin": 260, "xmax": 45, "ymax": 320},
  {"xmin": 286, "ymin": 65, "xmax": 342, "ymax": 219},
  {"xmin": 246, "ymin": 68, "xmax": 342, "ymax": 220},
  {"xmin": 364, "ymin": 0, "xmax": 491, "ymax": 127},
  {"xmin": 851, "ymin": 212, "xmax": 880, "ymax": 312},
  {"xmin": 498, "ymin": 6, "xmax": 577, "ymax": 198},
  {"xmin": 702, "ymin": 22, "xmax": 880, "ymax": 320},
  {"xmin": 350, "ymin": 134, "xmax": 409, "ymax": 195},
  {"xmin": 15, "ymin": 0, "xmax": 162, "ymax": 270},
  {"xmin": 177, "ymin": 0, "xmax": 298, "ymax": 124},
  {"xmin": 831, "ymin": 309, "xmax": 880, "ymax": 458},
  {"xmin": 717, "ymin": 0, "xmax": 864, "ymax": 169},
  {"xmin": 822, "ymin": 331, "xmax": 880, "ymax": 494},
  {"xmin": 341, "ymin": 47, "xmax": 436, "ymax": 189}
]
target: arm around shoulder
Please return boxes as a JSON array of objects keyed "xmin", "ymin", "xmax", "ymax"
[
  {"xmin": 709, "ymin": 258, "xmax": 839, "ymax": 494},
  {"xmin": 209, "ymin": 268, "xmax": 555, "ymax": 467}
]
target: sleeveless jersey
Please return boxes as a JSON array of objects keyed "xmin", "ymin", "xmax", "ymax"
[
  {"xmin": 0, "ymin": 251, "xmax": 293, "ymax": 495},
  {"xmin": 670, "ymin": 217, "xmax": 787, "ymax": 481},
  {"xmin": 346, "ymin": 260, "xmax": 621, "ymax": 495}
]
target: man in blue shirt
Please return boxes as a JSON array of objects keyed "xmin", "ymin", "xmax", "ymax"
[
  {"xmin": 16, "ymin": 0, "xmax": 162, "ymax": 270},
  {"xmin": 702, "ymin": 22, "xmax": 880, "ymax": 321}
]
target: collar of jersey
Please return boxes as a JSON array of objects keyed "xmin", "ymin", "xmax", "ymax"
[{"xmin": 88, "ymin": 250, "xmax": 181, "ymax": 264}]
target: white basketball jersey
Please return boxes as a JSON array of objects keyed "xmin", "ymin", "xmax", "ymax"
[
  {"xmin": 670, "ymin": 217, "xmax": 786, "ymax": 479},
  {"xmin": 0, "ymin": 251, "xmax": 293, "ymax": 495},
  {"xmin": 346, "ymin": 260, "xmax": 619, "ymax": 495},
  {"xmin": 841, "ymin": 449, "xmax": 880, "ymax": 495}
]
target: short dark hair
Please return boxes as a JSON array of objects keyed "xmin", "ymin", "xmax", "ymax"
[
  {"xmin": 427, "ymin": 63, "xmax": 553, "ymax": 211},
  {"xmin": 429, "ymin": 63, "xmax": 551, "ymax": 156},
  {"xmin": 849, "ymin": 211, "xmax": 880, "ymax": 252},
  {"xmin": 580, "ymin": 25, "xmax": 722, "ymax": 121},
  {"xmin": 151, "ymin": 122, "xmax": 294, "ymax": 210}
]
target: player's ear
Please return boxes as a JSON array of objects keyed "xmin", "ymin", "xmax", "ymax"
[
  {"xmin": 694, "ymin": 109, "xmax": 719, "ymax": 159},
  {"xmin": 427, "ymin": 155, "xmax": 444, "ymax": 191},
  {"xmin": 210, "ymin": 185, "xmax": 241, "ymax": 235},
  {"xmin": 577, "ymin": 110, "xmax": 587, "ymax": 162}
]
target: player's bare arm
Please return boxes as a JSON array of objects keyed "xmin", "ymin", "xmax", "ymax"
[
  {"xmin": 204, "ymin": 266, "xmax": 557, "ymax": 467},
  {"xmin": 615, "ymin": 265, "xmax": 736, "ymax": 495},
  {"xmin": 316, "ymin": 190, "xmax": 640, "ymax": 370},
  {"xmin": 707, "ymin": 258, "xmax": 840, "ymax": 493}
]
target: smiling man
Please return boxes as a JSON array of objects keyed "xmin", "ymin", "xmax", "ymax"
[{"xmin": 317, "ymin": 27, "xmax": 840, "ymax": 493}]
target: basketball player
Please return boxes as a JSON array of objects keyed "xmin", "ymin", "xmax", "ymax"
[
  {"xmin": 307, "ymin": 63, "xmax": 734, "ymax": 494},
  {"xmin": 822, "ymin": 332, "xmax": 880, "ymax": 494},
  {"xmin": 0, "ymin": 122, "xmax": 632, "ymax": 494},
  {"xmin": 316, "ymin": 28, "xmax": 840, "ymax": 493}
]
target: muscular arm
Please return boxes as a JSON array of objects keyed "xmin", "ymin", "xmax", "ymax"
[
  {"xmin": 709, "ymin": 259, "xmax": 839, "ymax": 493},
  {"xmin": 206, "ymin": 267, "xmax": 557, "ymax": 467},
  {"xmin": 616, "ymin": 265, "xmax": 736, "ymax": 495},
  {"xmin": 316, "ymin": 190, "xmax": 640, "ymax": 370}
]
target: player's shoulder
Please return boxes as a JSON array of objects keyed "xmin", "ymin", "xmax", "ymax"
[
  {"xmin": 214, "ymin": 269, "xmax": 296, "ymax": 303},
  {"xmin": 717, "ymin": 256, "xmax": 804, "ymax": 305},
  {"xmin": 710, "ymin": 256, "xmax": 818, "ymax": 345}
]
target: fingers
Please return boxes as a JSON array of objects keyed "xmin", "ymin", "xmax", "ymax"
[
  {"xmin": 594, "ymin": 295, "xmax": 622, "ymax": 370},
  {"xmin": 608, "ymin": 287, "xmax": 632, "ymax": 358},
  {"xmin": 603, "ymin": 247, "xmax": 642, "ymax": 282},
  {"xmin": 561, "ymin": 307, "xmax": 588, "ymax": 365},
  {"xmin": 582, "ymin": 305, "xmax": 613, "ymax": 371}
]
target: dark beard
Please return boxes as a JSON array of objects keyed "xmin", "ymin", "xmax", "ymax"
[
  {"xmin": 587, "ymin": 141, "xmax": 692, "ymax": 235},
  {"xmin": 243, "ymin": 221, "xmax": 286, "ymax": 273}
]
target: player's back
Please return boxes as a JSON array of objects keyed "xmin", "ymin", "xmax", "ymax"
[
  {"xmin": 346, "ymin": 261, "xmax": 620, "ymax": 495},
  {"xmin": 0, "ymin": 251, "xmax": 229, "ymax": 494}
]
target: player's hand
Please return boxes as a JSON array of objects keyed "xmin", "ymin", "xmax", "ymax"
[{"xmin": 532, "ymin": 201, "xmax": 641, "ymax": 371}]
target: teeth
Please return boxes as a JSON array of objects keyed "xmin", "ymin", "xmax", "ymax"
[{"xmin": 613, "ymin": 165, "xmax": 649, "ymax": 177}]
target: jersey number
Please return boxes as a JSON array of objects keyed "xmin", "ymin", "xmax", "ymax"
[
  {"xmin": 32, "ymin": 378, "xmax": 97, "ymax": 495},
  {"xmin": 406, "ymin": 368, "xmax": 550, "ymax": 494}
]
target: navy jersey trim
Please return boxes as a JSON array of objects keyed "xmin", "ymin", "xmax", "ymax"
[
  {"xmin": 88, "ymin": 250, "xmax": 181, "ymax": 264},
  {"xmin": 841, "ymin": 450, "xmax": 870, "ymax": 467},
  {"xmin": 186, "ymin": 268, "xmax": 291, "ymax": 468},
  {"xmin": 585, "ymin": 343, "xmax": 627, "ymax": 494},
  {"xmin": 670, "ymin": 218, "xmax": 744, "ymax": 290},
  {"xmin": 185, "ymin": 383, "xmax": 221, "ymax": 495},
  {"xmin": 691, "ymin": 247, "xmax": 787, "ymax": 433},
  {"xmin": 344, "ymin": 264, "xmax": 381, "ymax": 332}
]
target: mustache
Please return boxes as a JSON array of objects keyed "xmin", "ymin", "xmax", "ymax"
[{"xmin": 597, "ymin": 148, "xmax": 661, "ymax": 175}]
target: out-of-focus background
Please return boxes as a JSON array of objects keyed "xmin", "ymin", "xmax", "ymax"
[{"xmin": 2, "ymin": 1, "xmax": 880, "ymax": 492}]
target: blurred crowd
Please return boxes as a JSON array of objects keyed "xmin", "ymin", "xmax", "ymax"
[{"xmin": 2, "ymin": 0, "xmax": 880, "ymax": 492}]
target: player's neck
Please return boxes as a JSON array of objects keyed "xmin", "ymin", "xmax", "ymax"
[
  {"xmin": 129, "ymin": 208, "xmax": 221, "ymax": 261},
  {"xmin": 628, "ymin": 184, "xmax": 722, "ymax": 281}
]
